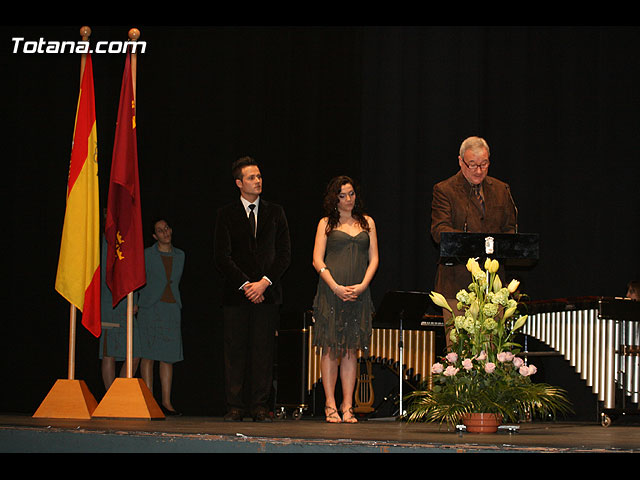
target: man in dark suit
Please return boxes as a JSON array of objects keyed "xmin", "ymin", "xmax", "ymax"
[
  {"xmin": 214, "ymin": 156, "xmax": 291, "ymax": 422},
  {"xmin": 430, "ymin": 137, "xmax": 517, "ymax": 347}
]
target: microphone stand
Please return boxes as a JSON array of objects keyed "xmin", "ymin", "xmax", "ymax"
[
  {"xmin": 398, "ymin": 309, "xmax": 404, "ymax": 418},
  {"xmin": 506, "ymin": 185, "xmax": 519, "ymax": 234}
]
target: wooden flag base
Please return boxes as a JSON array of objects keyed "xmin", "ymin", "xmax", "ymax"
[
  {"xmin": 92, "ymin": 377, "xmax": 165, "ymax": 419},
  {"xmin": 33, "ymin": 379, "xmax": 98, "ymax": 419}
]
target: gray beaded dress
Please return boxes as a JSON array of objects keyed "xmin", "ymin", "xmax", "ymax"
[{"xmin": 312, "ymin": 230, "xmax": 374, "ymax": 358}]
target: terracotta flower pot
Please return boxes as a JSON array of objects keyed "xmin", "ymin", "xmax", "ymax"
[{"xmin": 461, "ymin": 413, "xmax": 502, "ymax": 433}]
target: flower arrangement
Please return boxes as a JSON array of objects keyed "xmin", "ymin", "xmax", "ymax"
[{"xmin": 405, "ymin": 258, "xmax": 571, "ymax": 429}]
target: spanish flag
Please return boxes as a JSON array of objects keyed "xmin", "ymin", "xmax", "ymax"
[
  {"xmin": 105, "ymin": 50, "xmax": 146, "ymax": 306},
  {"xmin": 55, "ymin": 53, "xmax": 101, "ymax": 338}
]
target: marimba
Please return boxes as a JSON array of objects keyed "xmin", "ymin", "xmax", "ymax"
[
  {"xmin": 275, "ymin": 310, "xmax": 442, "ymax": 419},
  {"xmin": 306, "ymin": 318, "xmax": 443, "ymax": 414},
  {"xmin": 522, "ymin": 297, "xmax": 640, "ymax": 426},
  {"xmin": 306, "ymin": 327, "xmax": 436, "ymax": 389}
]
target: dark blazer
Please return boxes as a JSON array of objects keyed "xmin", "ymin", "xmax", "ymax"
[
  {"xmin": 431, "ymin": 170, "xmax": 516, "ymax": 297},
  {"xmin": 214, "ymin": 198, "xmax": 291, "ymax": 306}
]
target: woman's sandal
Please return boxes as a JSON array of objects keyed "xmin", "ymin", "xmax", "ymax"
[
  {"xmin": 325, "ymin": 406, "xmax": 342, "ymax": 423},
  {"xmin": 341, "ymin": 406, "xmax": 358, "ymax": 423}
]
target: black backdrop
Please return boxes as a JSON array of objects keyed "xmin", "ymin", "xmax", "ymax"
[{"xmin": 3, "ymin": 26, "xmax": 639, "ymax": 416}]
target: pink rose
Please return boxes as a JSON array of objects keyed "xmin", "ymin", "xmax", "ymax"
[
  {"xmin": 476, "ymin": 350, "xmax": 487, "ymax": 361},
  {"xmin": 497, "ymin": 351, "xmax": 514, "ymax": 362},
  {"xmin": 462, "ymin": 358, "xmax": 474, "ymax": 370},
  {"xmin": 446, "ymin": 352, "xmax": 458, "ymax": 363},
  {"xmin": 519, "ymin": 363, "xmax": 538, "ymax": 376},
  {"xmin": 513, "ymin": 357, "xmax": 524, "ymax": 368},
  {"xmin": 444, "ymin": 365, "xmax": 459, "ymax": 376},
  {"xmin": 484, "ymin": 362, "xmax": 496, "ymax": 373},
  {"xmin": 431, "ymin": 362, "xmax": 444, "ymax": 374}
]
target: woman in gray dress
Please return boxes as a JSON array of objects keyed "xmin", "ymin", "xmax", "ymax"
[
  {"xmin": 137, "ymin": 219, "xmax": 185, "ymax": 416},
  {"xmin": 312, "ymin": 176, "xmax": 379, "ymax": 423}
]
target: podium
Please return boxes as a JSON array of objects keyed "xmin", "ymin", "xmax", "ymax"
[
  {"xmin": 373, "ymin": 291, "xmax": 431, "ymax": 418},
  {"xmin": 439, "ymin": 232, "xmax": 539, "ymax": 266}
]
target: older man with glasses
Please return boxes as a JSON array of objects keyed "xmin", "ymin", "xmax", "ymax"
[{"xmin": 430, "ymin": 136, "xmax": 518, "ymax": 349}]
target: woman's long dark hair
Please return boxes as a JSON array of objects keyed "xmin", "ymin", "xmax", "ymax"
[{"xmin": 323, "ymin": 175, "xmax": 370, "ymax": 233}]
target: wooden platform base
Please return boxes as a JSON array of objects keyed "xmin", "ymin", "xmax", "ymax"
[
  {"xmin": 33, "ymin": 379, "xmax": 98, "ymax": 420},
  {"xmin": 92, "ymin": 378, "xmax": 164, "ymax": 420}
]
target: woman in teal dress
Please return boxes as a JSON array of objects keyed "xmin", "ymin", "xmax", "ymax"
[
  {"xmin": 137, "ymin": 219, "xmax": 185, "ymax": 415},
  {"xmin": 312, "ymin": 176, "xmax": 379, "ymax": 423}
]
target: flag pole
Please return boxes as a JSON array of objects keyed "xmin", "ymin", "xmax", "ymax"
[
  {"xmin": 68, "ymin": 305, "xmax": 77, "ymax": 380},
  {"xmin": 34, "ymin": 26, "xmax": 99, "ymax": 418},
  {"xmin": 66, "ymin": 26, "xmax": 92, "ymax": 383},
  {"xmin": 126, "ymin": 292, "xmax": 134, "ymax": 378},
  {"xmin": 93, "ymin": 28, "xmax": 163, "ymax": 419},
  {"xmin": 125, "ymin": 27, "xmax": 139, "ymax": 380}
]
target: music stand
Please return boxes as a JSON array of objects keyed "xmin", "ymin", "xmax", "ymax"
[{"xmin": 373, "ymin": 290, "xmax": 430, "ymax": 418}]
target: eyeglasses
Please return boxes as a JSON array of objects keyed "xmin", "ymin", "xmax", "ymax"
[{"xmin": 461, "ymin": 158, "xmax": 490, "ymax": 171}]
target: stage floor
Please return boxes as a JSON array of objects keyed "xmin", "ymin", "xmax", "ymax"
[{"xmin": 1, "ymin": 414, "xmax": 639, "ymax": 453}]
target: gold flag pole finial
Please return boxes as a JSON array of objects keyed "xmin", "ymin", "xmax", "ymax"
[
  {"xmin": 128, "ymin": 28, "xmax": 140, "ymax": 102},
  {"xmin": 80, "ymin": 25, "xmax": 92, "ymax": 40},
  {"xmin": 79, "ymin": 26, "xmax": 91, "ymax": 82}
]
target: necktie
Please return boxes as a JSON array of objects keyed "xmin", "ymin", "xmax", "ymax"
[
  {"xmin": 472, "ymin": 185, "xmax": 485, "ymax": 216},
  {"xmin": 248, "ymin": 204, "xmax": 256, "ymax": 237}
]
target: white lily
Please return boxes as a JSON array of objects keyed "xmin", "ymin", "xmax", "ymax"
[
  {"xmin": 430, "ymin": 291, "xmax": 452, "ymax": 312},
  {"xmin": 512, "ymin": 314, "xmax": 528, "ymax": 331}
]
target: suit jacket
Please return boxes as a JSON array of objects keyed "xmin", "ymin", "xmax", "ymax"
[
  {"xmin": 214, "ymin": 197, "xmax": 291, "ymax": 306},
  {"xmin": 431, "ymin": 170, "xmax": 516, "ymax": 298},
  {"xmin": 137, "ymin": 243, "xmax": 185, "ymax": 309}
]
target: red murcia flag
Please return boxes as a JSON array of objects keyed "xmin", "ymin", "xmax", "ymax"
[{"xmin": 105, "ymin": 50, "xmax": 146, "ymax": 306}]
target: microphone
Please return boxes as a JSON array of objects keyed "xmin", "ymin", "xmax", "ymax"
[
  {"xmin": 463, "ymin": 185, "xmax": 473, "ymax": 232},
  {"xmin": 506, "ymin": 185, "xmax": 519, "ymax": 234}
]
